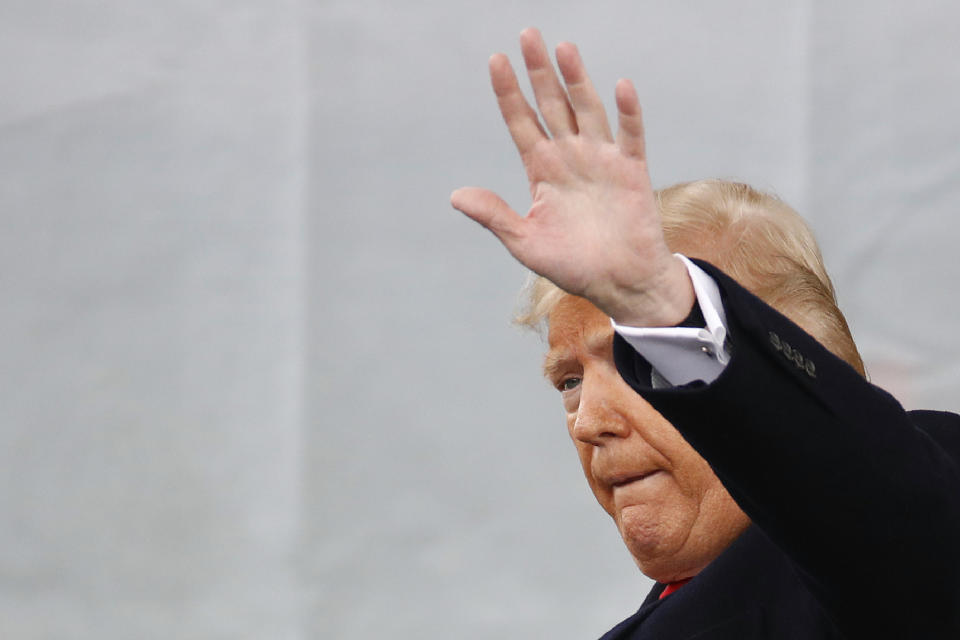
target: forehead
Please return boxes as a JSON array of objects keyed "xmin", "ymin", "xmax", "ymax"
[
  {"xmin": 545, "ymin": 295, "xmax": 612, "ymax": 364},
  {"xmin": 547, "ymin": 295, "xmax": 609, "ymax": 340}
]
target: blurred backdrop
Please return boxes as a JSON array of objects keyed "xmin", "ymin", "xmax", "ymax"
[{"xmin": 2, "ymin": 1, "xmax": 959, "ymax": 638}]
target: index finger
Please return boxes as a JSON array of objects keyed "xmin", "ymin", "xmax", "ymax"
[{"xmin": 490, "ymin": 53, "xmax": 548, "ymax": 156}]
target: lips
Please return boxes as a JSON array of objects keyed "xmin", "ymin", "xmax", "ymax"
[{"xmin": 608, "ymin": 470, "xmax": 659, "ymax": 488}]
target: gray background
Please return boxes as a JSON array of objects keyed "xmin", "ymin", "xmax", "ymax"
[{"xmin": 2, "ymin": 1, "xmax": 959, "ymax": 638}]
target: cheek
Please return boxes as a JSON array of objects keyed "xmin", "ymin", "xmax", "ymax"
[
  {"xmin": 569, "ymin": 436, "xmax": 591, "ymax": 482},
  {"xmin": 641, "ymin": 421, "xmax": 716, "ymax": 500},
  {"xmin": 570, "ymin": 436, "xmax": 616, "ymax": 517},
  {"xmin": 669, "ymin": 451, "xmax": 720, "ymax": 501}
]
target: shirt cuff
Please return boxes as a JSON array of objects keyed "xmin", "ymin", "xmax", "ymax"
[{"xmin": 611, "ymin": 255, "xmax": 730, "ymax": 386}]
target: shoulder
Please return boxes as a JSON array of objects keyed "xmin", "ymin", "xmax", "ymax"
[{"xmin": 910, "ymin": 409, "xmax": 960, "ymax": 456}]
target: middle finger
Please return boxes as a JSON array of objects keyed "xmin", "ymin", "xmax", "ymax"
[{"xmin": 520, "ymin": 28, "xmax": 577, "ymax": 138}]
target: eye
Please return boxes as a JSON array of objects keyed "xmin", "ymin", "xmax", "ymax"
[{"xmin": 560, "ymin": 377, "xmax": 582, "ymax": 392}]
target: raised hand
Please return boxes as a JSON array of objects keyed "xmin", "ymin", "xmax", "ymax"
[{"xmin": 451, "ymin": 28, "xmax": 694, "ymax": 327}]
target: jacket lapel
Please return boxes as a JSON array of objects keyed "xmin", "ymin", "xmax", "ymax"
[{"xmin": 597, "ymin": 584, "xmax": 667, "ymax": 640}]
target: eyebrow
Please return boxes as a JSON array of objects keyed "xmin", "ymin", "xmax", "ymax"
[
  {"xmin": 542, "ymin": 349, "xmax": 572, "ymax": 382},
  {"xmin": 542, "ymin": 329, "xmax": 613, "ymax": 381}
]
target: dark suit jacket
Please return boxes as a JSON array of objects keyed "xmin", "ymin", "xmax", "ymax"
[{"xmin": 602, "ymin": 261, "xmax": 960, "ymax": 640}]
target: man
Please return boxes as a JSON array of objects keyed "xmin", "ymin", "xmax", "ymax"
[{"xmin": 451, "ymin": 28, "xmax": 960, "ymax": 639}]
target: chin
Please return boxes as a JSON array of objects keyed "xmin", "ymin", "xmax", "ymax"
[
  {"xmin": 618, "ymin": 508, "xmax": 702, "ymax": 583},
  {"xmin": 622, "ymin": 514, "xmax": 751, "ymax": 584},
  {"xmin": 632, "ymin": 552, "xmax": 707, "ymax": 584}
]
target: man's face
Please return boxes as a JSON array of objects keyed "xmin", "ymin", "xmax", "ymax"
[{"xmin": 545, "ymin": 295, "xmax": 749, "ymax": 583}]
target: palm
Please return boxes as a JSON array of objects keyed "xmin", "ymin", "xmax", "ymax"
[
  {"xmin": 451, "ymin": 28, "xmax": 691, "ymax": 325},
  {"xmin": 521, "ymin": 139, "xmax": 659, "ymax": 294}
]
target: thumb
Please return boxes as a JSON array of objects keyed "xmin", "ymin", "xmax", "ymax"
[{"xmin": 450, "ymin": 187, "xmax": 524, "ymax": 242}]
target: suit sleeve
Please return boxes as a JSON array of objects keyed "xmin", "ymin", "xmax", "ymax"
[{"xmin": 612, "ymin": 260, "xmax": 960, "ymax": 638}]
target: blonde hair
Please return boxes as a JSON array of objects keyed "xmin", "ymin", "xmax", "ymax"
[{"xmin": 516, "ymin": 179, "xmax": 865, "ymax": 376}]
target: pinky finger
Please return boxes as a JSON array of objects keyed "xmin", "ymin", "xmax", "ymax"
[{"xmin": 615, "ymin": 78, "xmax": 646, "ymax": 160}]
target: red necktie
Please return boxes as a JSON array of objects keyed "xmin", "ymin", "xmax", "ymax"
[{"xmin": 659, "ymin": 578, "xmax": 692, "ymax": 599}]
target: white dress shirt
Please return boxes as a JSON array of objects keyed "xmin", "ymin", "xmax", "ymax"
[{"xmin": 612, "ymin": 255, "xmax": 730, "ymax": 388}]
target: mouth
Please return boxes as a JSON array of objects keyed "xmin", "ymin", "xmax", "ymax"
[{"xmin": 610, "ymin": 470, "xmax": 660, "ymax": 488}]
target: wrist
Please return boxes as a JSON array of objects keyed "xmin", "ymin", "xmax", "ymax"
[{"xmin": 608, "ymin": 256, "xmax": 696, "ymax": 327}]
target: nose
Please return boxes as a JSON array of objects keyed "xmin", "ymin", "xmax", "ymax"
[{"xmin": 571, "ymin": 372, "xmax": 633, "ymax": 445}]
